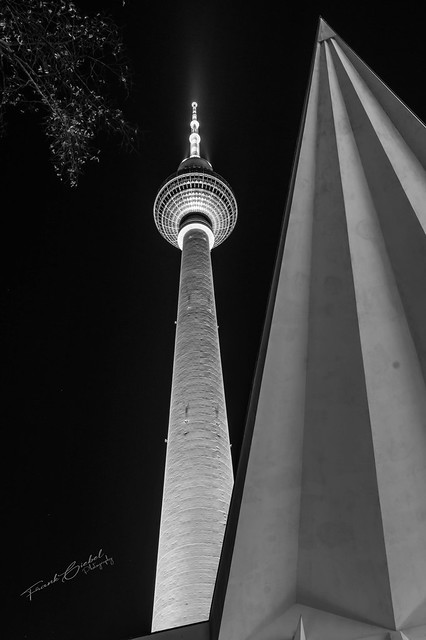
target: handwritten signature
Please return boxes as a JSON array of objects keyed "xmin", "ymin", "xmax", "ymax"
[{"xmin": 20, "ymin": 548, "xmax": 114, "ymax": 601}]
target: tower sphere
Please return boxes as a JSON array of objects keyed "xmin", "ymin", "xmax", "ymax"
[{"xmin": 153, "ymin": 105, "xmax": 237, "ymax": 249}]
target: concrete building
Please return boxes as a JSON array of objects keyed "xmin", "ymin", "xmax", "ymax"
[
  {"xmin": 144, "ymin": 18, "xmax": 426, "ymax": 640},
  {"xmin": 152, "ymin": 103, "xmax": 237, "ymax": 631}
]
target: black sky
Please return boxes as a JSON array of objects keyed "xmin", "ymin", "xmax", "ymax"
[{"xmin": 4, "ymin": 1, "xmax": 426, "ymax": 638}]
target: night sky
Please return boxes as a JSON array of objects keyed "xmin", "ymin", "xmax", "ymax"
[{"xmin": 4, "ymin": 1, "xmax": 426, "ymax": 639}]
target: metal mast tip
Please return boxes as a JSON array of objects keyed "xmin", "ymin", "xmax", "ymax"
[{"xmin": 189, "ymin": 102, "xmax": 200, "ymax": 157}]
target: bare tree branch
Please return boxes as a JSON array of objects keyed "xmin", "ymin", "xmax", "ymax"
[{"xmin": 0, "ymin": 0, "xmax": 137, "ymax": 186}]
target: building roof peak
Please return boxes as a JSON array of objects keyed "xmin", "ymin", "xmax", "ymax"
[{"xmin": 317, "ymin": 17, "xmax": 336, "ymax": 42}]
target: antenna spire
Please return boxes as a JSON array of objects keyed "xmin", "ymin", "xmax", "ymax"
[{"xmin": 189, "ymin": 101, "xmax": 200, "ymax": 157}]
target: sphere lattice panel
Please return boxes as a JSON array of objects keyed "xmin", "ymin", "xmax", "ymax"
[{"xmin": 153, "ymin": 170, "xmax": 238, "ymax": 248}]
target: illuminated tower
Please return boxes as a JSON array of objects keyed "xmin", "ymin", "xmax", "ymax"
[{"xmin": 152, "ymin": 103, "xmax": 237, "ymax": 632}]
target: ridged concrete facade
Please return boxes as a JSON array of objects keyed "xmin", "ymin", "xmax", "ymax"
[
  {"xmin": 217, "ymin": 18, "xmax": 426, "ymax": 640},
  {"xmin": 152, "ymin": 226, "xmax": 233, "ymax": 631}
]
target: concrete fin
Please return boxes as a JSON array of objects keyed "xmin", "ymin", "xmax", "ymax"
[
  {"xmin": 293, "ymin": 616, "xmax": 306, "ymax": 640},
  {"xmin": 388, "ymin": 633, "xmax": 410, "ymax": 640},
  {"xmin": 323, "ymin": 37, "xmax": 426, "ymax": 631},
  {"xmin": 318, "ymin": 17, "xmax": 336, "ymax": 42},
  {"xmin": 330, "ymin": 38, "xmax": 426, "ymax": 237},
  {"xmin": 325, "ymin": 38, "xmax": 426, "ymax": 402},
  {"xmin": 296, "ymin": 41, "xmax": 395, "ymax": 629},
  {"xmin": 332, "ymin": 36, "xmax": 426, "ymax": 170}
]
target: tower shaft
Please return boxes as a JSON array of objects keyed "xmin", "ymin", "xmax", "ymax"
[{"xmin": 152, "ymin": 226, "xmax": 233, "ymax": 631}]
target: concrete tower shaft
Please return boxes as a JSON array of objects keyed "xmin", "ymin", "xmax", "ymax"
[
  {"xmin": 152, "ymin": 103, "xmax": 236, "ymax": 631},
  {"xmin": 152, "ymin": 226, "xmax": 233, "ymax": 631}
]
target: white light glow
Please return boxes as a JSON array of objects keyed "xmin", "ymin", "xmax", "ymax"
[
  {"xmin": 177, "ymin": 222, "xmax": 215, "ymax": 250},
  {"xmin": 189, "ymin": 132, "xmax": 201, "ymax": 157}
]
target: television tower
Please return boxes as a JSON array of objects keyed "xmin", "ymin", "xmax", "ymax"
[{"xmin": 152, "ymin": 103, "xmax": 237, "ymax": 631}]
